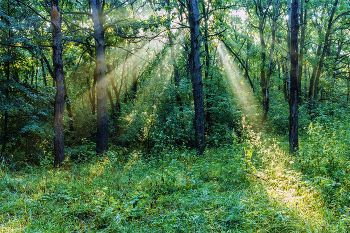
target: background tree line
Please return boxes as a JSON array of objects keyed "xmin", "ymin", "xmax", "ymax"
[{"xmin": 0, "ymin": 0, "xmax": 349, "ymax": 167}]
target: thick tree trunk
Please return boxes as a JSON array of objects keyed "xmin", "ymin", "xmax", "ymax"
[
  {"xmin": 90, "ymin": 0, "xmax": 108, "ymax": 154},
  {"xmin": 52, "ymin": 0, "xmax": 66, "ymax": 165},
  {"xmin": 188, "ymin": 0, "xmax": 205, "ymax": 154},
  {"xmin": 289, "ymin": 0, "xmax": 299, "ymax": 153}
]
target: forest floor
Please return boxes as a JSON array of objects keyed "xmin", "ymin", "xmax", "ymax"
[{"xmin": 1, "ymin": 130, "xmax": 349, "ymax": 232}]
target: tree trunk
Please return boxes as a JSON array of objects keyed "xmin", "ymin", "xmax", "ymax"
[
  {"xmin": 308, "ymin": 42, "xmax": 321, "ymax": 100},
  {"xmin": 313, "ymin": 0, "xmax": 338, "ymax": 100},
  {"xmin": 289, "ymin": 0, "xmax": 299, "ymax": 153},
  {"xmin": 266, "ymin": 2, "xmax": 279, "ymax": 121},
  {"xmin": 188, "ymin": 0, "xmax": 205, "ymax": 154},
  {"xmin": 41, "ymin": 58, "xmax": 48, "ymax": 86},
  {"xmin": 90, "ymin": 0, "xmax": 108, "ymax": 154},
  {"xmin": 297, "ymin": 0, "xmax": 306, "ymax": 102},
  {"xmin": 201, "ymin": 0, "xmax": 211, "ymax": 132},
  {"xmin": 52, "ymin": 0, "xmax": 66, "ymax": 165},
  {"xmin": 259, "ymin": 19, "xmax": 268, "ymax": 123},
  {"xmin": 286, "ymin": 0, "xmax": 291, "ymax": 104}
]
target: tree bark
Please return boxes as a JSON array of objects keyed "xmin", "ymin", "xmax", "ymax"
[
  {"xmin": 52, "ymin": 0, "xmax": 66, "ymax": 165},
  {"xmin": 289, "ymin": 0, "xmax": 299, "ymax": 153},
  {"xmin": 188, "ymin": 0, "xmax": 205, "ymax": 154},
  {"xmin": 90, "ymin": 0, "xmax": 108, "ymax": 154}
]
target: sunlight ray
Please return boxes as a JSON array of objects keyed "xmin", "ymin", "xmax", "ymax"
[{"xmin": 217, "ymin": 43, "xmax": 261, "ymax": 127}]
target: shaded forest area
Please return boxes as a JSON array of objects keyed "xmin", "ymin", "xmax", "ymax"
[{"xmin": 1, "ymin": 0, "xmax": 350, "ymax": 231}]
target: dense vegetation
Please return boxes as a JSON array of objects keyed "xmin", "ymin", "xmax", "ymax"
[{"xmin": 1, "ymin": 0, "xmax": 350, "ymax": 231}]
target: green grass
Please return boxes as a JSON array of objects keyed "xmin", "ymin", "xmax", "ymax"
[{"xmin": 1, "ymin": 127, "xmax": 350, "ymax": 232}]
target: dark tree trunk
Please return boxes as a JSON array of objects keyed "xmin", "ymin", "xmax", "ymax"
[
  {"xmin": 52, "ymin": 0, "xmax": 66, "ymax": 165},
  {"xmin": 289, "ymin": 0, "xmax": 299, "ymax": 153},
  {"xmin": 90, "ymin": 0, "xmax": 108, "ymax": 154},
  {"xmin": 1, "ymin": 30, "xmax": 10, "ymax": 159},
  {"xmin": 188, "ymin": 0, "xmax": 205, "ymax": 154},
  {"xmin": 1, "ymin": 2, "xmax": 11, "ymax": 159},
  {"xmin": 41, "ymin": 58, "xmax": 48, "ymax": 86}
]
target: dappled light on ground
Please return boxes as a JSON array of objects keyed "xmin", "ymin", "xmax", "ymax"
[{"xmin": 243, "ymin": 134, "xmax": 334, "ymax": 231}]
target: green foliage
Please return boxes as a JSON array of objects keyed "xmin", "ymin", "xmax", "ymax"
[{"xmin": 296, "ymin": 116, "xmax": 350, "ymax": 210}]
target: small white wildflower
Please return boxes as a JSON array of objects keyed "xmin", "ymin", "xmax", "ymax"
[{"xmin": 289, "ymin": 161, "xmax": 294, "ymax": 164}]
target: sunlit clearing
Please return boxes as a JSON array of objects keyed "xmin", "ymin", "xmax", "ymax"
[
  {"xmin": 217, "ymin": 43, "xmax": 261, "ymax": 128},
  {"xmin": 247, "ymin": 136, "xmax": 328, "ymax": 230}
]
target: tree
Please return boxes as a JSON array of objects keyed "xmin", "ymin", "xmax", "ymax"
[
  {"xmin": 308, "ymin": 0, "xmax": 339, "ymax": 101},
  {"xmin": 289, "ymin": 0, "xmax": 299, "ymax": 153},
  {"xmin": 89, "ymin": 0, "xmax": 108, "ymax": 154},
  {"xmin": 187, "ymin": 0, "xmax": 205, "ymax": 154},
  {"xmin": 52, "ymin": 0, "xmax": 66, "ymax": 165}
]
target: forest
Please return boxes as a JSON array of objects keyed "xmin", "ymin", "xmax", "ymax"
[{"xmin": 1, "ymin": 0, "xmax": 350, "ymax": 231}]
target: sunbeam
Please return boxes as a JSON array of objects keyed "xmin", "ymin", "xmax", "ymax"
[{"xmin": 217, "ymin": 42, "xmax": 261, "ymax": 128}]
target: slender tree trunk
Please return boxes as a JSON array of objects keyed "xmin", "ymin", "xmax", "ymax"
[
  {"xmin": 188, "ymin": 0, "xmax": 205, "ymax": 154},
  {"xmin": 308, "ymin": 42, "xmax": 321, "ymax": 100},
  {"xmin": 52, "ymin": 0, "xmax": 66, "ymax": 165},
  {"xmin": 90, "ymin": 0, "xmax": 108, "ymax": 154},
  {"xmin": 286, "ymin": 0, "xmax": 291, "ymax": 104},
  {"xmin": 201, "ymin": 0, "xmax": 211, "ymax": 132},
  {"xmin": 41, "ymin": 58, "xmax": 48, "ymax": 86},
  {"xmin": 107, "ymin": 86, "xmax": 114, "ymax": 109},
  {"xmin": 289, "ymin": 0, "xmax": 299, "ymax": 153},
  {"xmin": 266, "ymin": 2, "xmax": 279, "ymax": 120},
  {"xmin": 259, "ymin": 19, "xmax": 268, "ymax": 123},
  {"xmin": 309, "ymin": 0, "xmax": 338, "ymax": 100},
  {"xmin": 297, "ymin": 1, "xmax": 306, "ymax": 102},
  {"xmin": 313, "ymin": 0, "xmax": 338, "ymax": 100},
  {"xmin": 1, "ymin": 28, "xmax": 10, "ymax": 159}
]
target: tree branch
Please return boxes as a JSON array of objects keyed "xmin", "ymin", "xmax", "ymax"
[
  {"xmin": 14, "ymin": 0, "xmax": 50, "ymax": 22},
  {"xmin": 220, "ymin": 39, "xmax": 255, "ymax": 91}
]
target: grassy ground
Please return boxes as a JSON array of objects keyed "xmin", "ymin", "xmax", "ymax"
[{"xmin": 1, "ymin": 129, "xmax": 349, "ymax": 232}]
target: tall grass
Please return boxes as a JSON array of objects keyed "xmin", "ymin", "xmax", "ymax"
[{"xmin": 1, "ymin": 115, "xmax": 350, "ymax": 232}]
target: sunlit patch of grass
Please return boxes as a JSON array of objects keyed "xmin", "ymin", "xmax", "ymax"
[{"xmin": 243, "ymin": 132, "xmax": 348, "ymax": 232}]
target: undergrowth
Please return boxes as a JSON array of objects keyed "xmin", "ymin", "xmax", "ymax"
[{"xmin": 1, "ymin": 117, "xmax": 350, "ymax": 232}]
